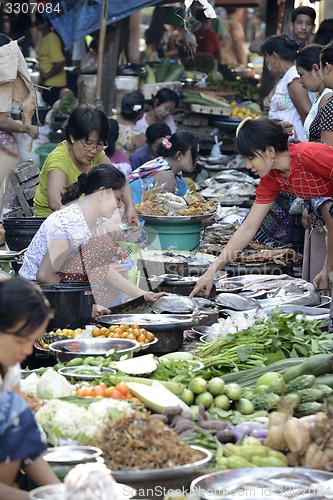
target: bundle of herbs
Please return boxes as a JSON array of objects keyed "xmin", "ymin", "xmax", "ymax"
[{"xmin": 196, "ymin": 309, "xmax": 332, "ymax": 373}]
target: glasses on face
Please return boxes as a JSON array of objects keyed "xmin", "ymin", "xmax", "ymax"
[{"xmin": 79, "ymin": 139, "xmax": 108, "ymax": 151}]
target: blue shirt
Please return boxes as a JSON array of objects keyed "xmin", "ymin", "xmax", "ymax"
[
  {"xmin": 130, "ymin": 145, "xmax": 152, "ymax": 171},
  {"xmin": 129, "ymin": 157, "xmax": 189, "ymax": 205}
]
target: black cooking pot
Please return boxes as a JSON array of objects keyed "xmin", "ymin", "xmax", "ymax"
[
  {"xmin": 3, "ymin": 217, "xmax": 46, "ymax": 251},
  {"xmin": 117, "ymin": 63, "xmax": 146, "ymax": 77},
  {"xmin": 39, "ymin": 282, "xmax": 94, "ymax": 330}
]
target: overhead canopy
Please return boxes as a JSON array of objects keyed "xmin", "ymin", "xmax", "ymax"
[{"xmin": 46, "ymin": 0, "xmax": 164, "ymax": 48}]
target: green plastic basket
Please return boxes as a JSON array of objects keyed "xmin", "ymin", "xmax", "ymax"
[{"xmin": 35, "ymin": 143, "xmax": 59, "ymax": 166}]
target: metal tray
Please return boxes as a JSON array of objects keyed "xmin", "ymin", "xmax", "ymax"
[
  {"xmin": 96, "ymin": 314, "xmax": 196, "ymax": 331},
  {"xmin": 191, "ymin": 467, "xmax": 333, "ymax": 500},
  {"xmin": 0, "ymin": 250, "xmax": 24, "ymax": 260},
  {"xmin": 192, "ymin": 326, "xmax": 212, "ymax": 337},
  {"xmin": 163, "ymin": 276, "xmax": 199, "ymax": 286},
  {"xmin": 28, "ymin": 482, "xmax": 136, "ymax": 500},
  {"xmin": 110, "ymin": 446, "xmax": 211, "ymax": 483},
  {"xmin": 58, "ymin": 366, "xmax": 116, "ymax": 380},
  {"xmin": 43, "ymin": 446, "xmax": 102, "ymax": 465},
  {"xmin": 139, "ymin": 212, "xmax": 215, "ymax": 223}
]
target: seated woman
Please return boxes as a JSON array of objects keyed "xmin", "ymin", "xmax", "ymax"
[
  {"xmin": 128, "ymin": 132, "xmax": 199, "ymax": 205},
  {"xmin": 105, "ymin": 118, "xmax": 131, "ymax": 178},
  {"xmin": 33, "ymin": 105, "xmax": 140, "ymax": 232},
  {"xmin": 20, "ymin": 164, "xmax": 165, "ymax": 308},
  {"xmin": 130, "ymin": 122, "xmax": 171, "ymax": 171},
  {"xmin": 0, "ymin": 277, "xmax": 60, "ymax": 498},
  {"xmin": 115, "ymin": 92, "xmax": 146, "ymax": 157},
  {"xmin": 136, "ymin": 88, "xmax": 179, "ymax": 135}
]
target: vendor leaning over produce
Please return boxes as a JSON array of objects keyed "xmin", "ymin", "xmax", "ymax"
[
  {"xmin": 128, "ymin": 132, "xmax": 199, "ymax": 205},
  {"xmin": 0, "ymin": 277, "xmax": 60, "ymax": 499},
  {"xmin": 20, "ymin": 165, "xmax": 166, "ymax": 311},
  {"xmin": 190, "ymin": 117, "xmax": 333, "ymax": 298}
]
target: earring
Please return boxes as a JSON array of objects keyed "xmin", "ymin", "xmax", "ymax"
[
  {"xmin": 271, "ymin": 158, "xmax": 274, "ymax": 163},
  {"xmin": 178, "ymin": 157, "xmax": 181, "ymax": 162}
]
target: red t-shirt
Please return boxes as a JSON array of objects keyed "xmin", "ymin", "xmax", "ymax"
[
  {"xmin": 195, "ymin": 28, "xmax": 219, "ymax": 59},
  {"xmin": 255, "ymin": 142, "xmax": 333, "ymax": 204}
]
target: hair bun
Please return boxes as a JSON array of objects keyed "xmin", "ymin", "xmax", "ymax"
[{"xmin": 77, "ymin": 173, "xmax": 88, "ymax": 193}]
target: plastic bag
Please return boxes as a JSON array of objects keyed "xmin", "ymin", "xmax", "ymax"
[{"xmin": 37, "ymin": 368, "xmax": 74, "ymax": 399}]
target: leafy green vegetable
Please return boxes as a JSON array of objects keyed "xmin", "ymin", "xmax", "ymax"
[{"xmin": 196, "ymin": 309, "xmax": 328, "ymax": 373}]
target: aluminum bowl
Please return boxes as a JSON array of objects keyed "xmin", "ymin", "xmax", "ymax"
[{"xmin": 49, "ymin": 338, "xmax": 140, "ymax": 363}]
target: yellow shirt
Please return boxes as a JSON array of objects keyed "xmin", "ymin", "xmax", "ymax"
[
  {"xmin": 33, "ymin": 141, "xmax": 105, "ymax": 217},
  {"xmin": 39, "ymin": 31, "xmax": 66, "ymax": 87}
]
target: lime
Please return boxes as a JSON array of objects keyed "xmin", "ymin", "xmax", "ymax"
[
  {"xmin": 223, "ymin": 383, "xmax": 242, "ymax": 401},
  {"xmin": 195, "ymin": 391, "xmax": 214, "ymax": 409},
  {"xmin": 180, "ymin": 388, "xmax": 195, "ymax": 406},
  {"xmin": 256, "ymin": 372, "xmax": 283, "ymax": 387},
  {"xmin": 207, "ymin": 377, "xmax": 225, "ymax": 396},
  {"xmin": 214, "ymin": 394, "xmax": 230, "ymax": 410},
  {"xmin": 188, "ymin": 377, "xmax": 208, "ymax": 395},
  {"xmin": 254, "ymin": 384, "xmax": 269, "ymax": 394}
]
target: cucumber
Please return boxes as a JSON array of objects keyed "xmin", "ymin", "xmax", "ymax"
[
  {"xmin": 155, "ymin": 57, "xmax": 170, "ymax": 83},
  {"xmin": 159, "ymin": 352, "xmax": 194, "ymax": 361},
  {"xmin": 283, "ymin": 354, "xmax": 333, "ymax": 383},
  {"xmin": 145, "ymin": 64, "xmax": 156, "ymax": 84},
  {"xmin": 294, "ymin": 401, "xmax": 322, "ymax": 417},
  {"xmin": 296, "ymin": 388, "xmax": 324, "ymax": 403},
  {"xmin": 164, "ymin": 63, "xmax": 184, "ymax": 82},
  {"xmin": 315, "ymin": 375, "xmax": 333, "ymax": 388},
  {"xmin": 285, "ymin": 375, "xmax": 316, "ymax": 393}
]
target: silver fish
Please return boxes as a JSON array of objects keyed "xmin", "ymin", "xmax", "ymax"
[
  {"xmin": 214, "ymin": 293, "xmax": 261, "ymax": 311},
  {"xmin": 152, "ymin": 294, "xmax": 195, "ymax": 314}
]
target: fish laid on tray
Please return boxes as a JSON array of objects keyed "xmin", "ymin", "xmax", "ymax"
[{"xmin": 151, "ymin": 295, "xmax": 195, "ymax": 314}]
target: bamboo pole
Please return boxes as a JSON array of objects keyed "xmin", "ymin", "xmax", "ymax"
[{"xmin": 96, "ymin": 0, "xmax": 108, "ymax": 107}]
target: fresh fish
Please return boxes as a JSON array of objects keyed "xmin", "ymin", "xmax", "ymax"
[
  {"xmin": 192, "ymin": 297, "xmax": 218, "ymax": 309},
  {"xmin": 269, "ymin": 473, "xmax": 314, "ymax": 486},
  {"xmin": 214, "ymin": 293, "xmax": 261, "ymax": 311},
  {"xmin": 152, "ymin": 294, "xmax": 195, "ymax": 314}
]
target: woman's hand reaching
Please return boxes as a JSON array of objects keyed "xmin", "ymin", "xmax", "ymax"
[
  {"xmin": 143, "ymin": 291, "xmax": 167, "ymax": 303},
  {"xmin": 189, "ymin": 272, "xmax": 215, "ymax": 298}
]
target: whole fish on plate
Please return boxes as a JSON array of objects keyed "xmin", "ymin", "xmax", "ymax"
[
  {"xmin": 214, "ymin": 293, "xmax": 261, "ymax": 311},
  {"xmin": 152, "ymin": 294, "xmax": 195, "ymax": 314}
]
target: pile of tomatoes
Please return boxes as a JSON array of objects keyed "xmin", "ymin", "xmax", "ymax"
[
  {"xmin": 75, "ymin": 381, "xmax": 141, "ymax": 403},
  {"xmin": 92, "ymin": 324, "xmax": 155, "ymax": 344}
]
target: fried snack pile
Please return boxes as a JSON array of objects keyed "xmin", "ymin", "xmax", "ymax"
[{"xmin": 136, "ymin": 189, "xmax": 216, "ymax": 216}]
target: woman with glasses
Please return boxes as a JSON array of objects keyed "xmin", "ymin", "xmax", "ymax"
[{"xmin": 33, "ymin": 106, "xmax": 140, "ymax": 234}]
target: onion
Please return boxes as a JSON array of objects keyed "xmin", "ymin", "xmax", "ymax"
[{"xmin": 233, "ymin": 422, "xmax": 267, "ymax": 441}]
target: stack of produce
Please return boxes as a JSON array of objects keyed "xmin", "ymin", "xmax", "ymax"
[{"xmin": 145, "ymin": 57, "xmax": 184, "ymax": 84}]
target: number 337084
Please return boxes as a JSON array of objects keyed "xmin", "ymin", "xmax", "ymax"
[{"xmin": 4, "ymin": 3, "xmax": 61, "ymax": 14}]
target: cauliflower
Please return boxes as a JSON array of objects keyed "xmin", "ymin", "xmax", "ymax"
[
  {"xmin": 88, "ymin": 399, "xmax": 132, "ymax": 426},
  {"xmin": 35, "ymin": 400, "xmax": 97, "ymax": 445}
]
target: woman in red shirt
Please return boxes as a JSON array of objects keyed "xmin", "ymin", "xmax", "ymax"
[{"xmin": 190, "ymin": 117, "xmax": 333, "ymax": 297}]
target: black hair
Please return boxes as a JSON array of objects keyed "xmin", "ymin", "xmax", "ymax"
[
  {"xmin": 296, "ymin": 44, "xmax": 322, "ymax": 71},
  {"xmin": 314, "ymin": 20, "xmax": 333, "ymax": 46},
  {"xmin": 64, "ymin": 105, "xmax": 109, "ymax": 143},
  {"xmin": 0, "ymin": 277, "xmax": 52, "ymax": 337},
  {"xmin": 146, "ymin": 122, "xmax": 171, "ymax": 145},
  {"xmin": 259, "ymin": 34, "xmax": 299, "ymax": 61},
  {"xmin": 291, "ymin": 6, "xmax": 316, "ymax": 24},
  {"xmin": 120, "ymin": 91, "xmax": 145, "ymax": 120},
  {"xmin": 236, "ymin": 117, "xmax": 289, "ymax": 157},
  {"xmin": 320, "ymin": 41, "xmax": 333, "ymax": 67},
  {"xmin": 105, "ymin": 118, "xmax": 119, "ymax": 156},
  {"xmin": 61, "ymin": 164, "xmax": 126, "ymax": 205},
  {"xmin": 153, "ymin": 88, "xmax": 179, "ymax": 109},
  {"xmin": 195, "ymin": 9, "xmax": 209, "ymax": 23},
  {"xmin": 145, "ymin": 6, "xmax": 166, "ymax": 47},
  {"xmin": 0, "ymin": 33, "xmax": 12, "ymax": 47},
  {"xmin": 224, "ymin": 7, "xmax": 239, "ymax": 16},
  {"xmin": 156, "ymin": 131, "xmax": 199, "ymax": 164}
]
